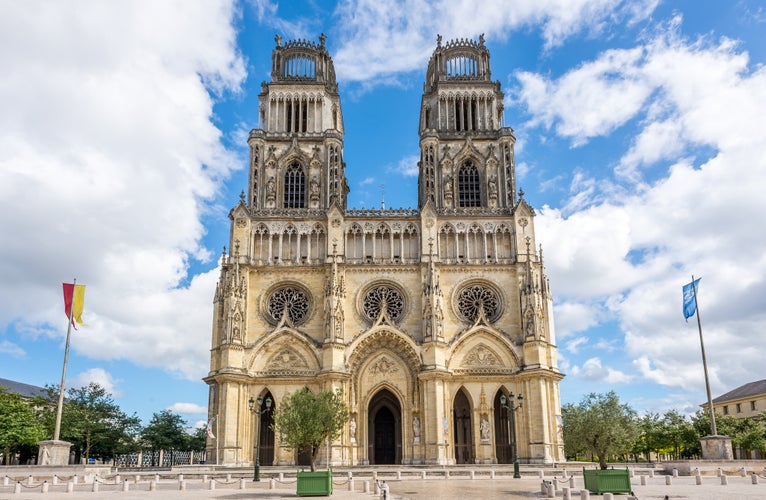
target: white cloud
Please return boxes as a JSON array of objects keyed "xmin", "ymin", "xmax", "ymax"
[
  {"xmin": 530, "ymin": 21, "xmax": 766, "ymax": 396},
  {"xmin": 570, "ymin": 357, "xmax": 633, "ymax": 383},
  {"xmin": 564, "ymin": 336, "xmax": 588, "ymax": 354},
  {"xmin": 0, "ymin": 1, "xmax": 245, "ymax": 380},
  {"xmin": 70, "ymin": 368, "xmax": 121, "ymax": 396},
  {"xmin": 0, "ymin": 340, "xmax": 25, "ymax": 357},
  {"xmin": 167, "ymin": 402, "xmax": 208, "ymax": 414},
  {"xmin": 332, "ymin": 0, "xmax": 658, "ymax": 84},
  {"xmin": 390, "ymin": 154, "xmax": 420, "ymax": 177}
]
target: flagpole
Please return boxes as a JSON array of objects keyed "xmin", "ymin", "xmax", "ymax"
[
  {"xmin": 692, "ymin": 275, "xmax": 717, "ymax": 436},
  {"xmin": 53, "ymin": 278, "xmax": 76, "ymax": 442}
]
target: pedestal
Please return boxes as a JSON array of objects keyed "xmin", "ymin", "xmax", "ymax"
[
  {"xmin": 37, "ymin": 440, "xmax": 72, "ymax": 465},
  {"xmin": 700, "ymin": 435, "xmax": 733, "ymax": 460}
]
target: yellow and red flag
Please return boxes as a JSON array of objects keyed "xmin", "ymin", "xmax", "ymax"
[{"xmin": 62, "ymin": 283, "xmax": 86, "ymax": 328}]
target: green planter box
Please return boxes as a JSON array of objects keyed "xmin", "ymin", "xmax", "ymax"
[
  {"xmin": 582, "ymin": 467, "xmax": 632, "ymax": 494},
  {"xmin": 296, "ymin": 470, "xmax": 333, "ymax": 497}
]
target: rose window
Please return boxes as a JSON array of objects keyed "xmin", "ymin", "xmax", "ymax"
[
  {"xmin": 267, "ymin": 286, "xmax": 310, "ymax": 325},
  {"xmin": 455, "ymin": 283, "xmax": 501, "ymax": 323},
  {"xmin": 362, "ymin": 284, "xmax": 405, "ymax": 323}
]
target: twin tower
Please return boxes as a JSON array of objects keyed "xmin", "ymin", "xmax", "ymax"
[{"xmin": 205, "ymin": 34, "xmax": 564, "ymax": 466}]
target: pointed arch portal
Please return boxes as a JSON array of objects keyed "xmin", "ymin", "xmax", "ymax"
[
  {"xmin": 453, "ymin": 389, "xmax": 474, "ymax": 464},
  {"xmin": 258, "ymin": 390, "xmax": 276, "ymax": 466},
  {"xmin": 367, "ymin": 389, "xmax": 402, "ymax": 464}
]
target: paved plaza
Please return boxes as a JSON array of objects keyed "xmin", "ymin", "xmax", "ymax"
[{"xmin": 2, "ymin": 468, "xmax": 766, "ymax": 500}]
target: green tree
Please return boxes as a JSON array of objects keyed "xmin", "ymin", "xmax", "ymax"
[
  {"xmin": 733, "ymin": 415, "xmax": 766, "ymax": 454},
  {"xmin": 141, "ymin": 410, "xmax": 188, "ymax": 466},
  {"xmin": 187, "ymin": 426, "xmax": 208, "ymax": 453},
  {"xmin": 57, "ymin": 383, "xmax": 140, "ymax": 462},
  {"xmin": 0, "ymin": 387, "xmax": 46, "ymax": 465},
  {"xmin": 562, "ymin": 391, "xmax": 639, "ymax": 469},
  {"xmin": 272, "ymin": 388, "xmax": 349, "ymax": 472}
]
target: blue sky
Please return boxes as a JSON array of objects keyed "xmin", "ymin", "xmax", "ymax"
[{"xmin": 1, "ymin": 0, "xmax": 765, "ymax": 428}]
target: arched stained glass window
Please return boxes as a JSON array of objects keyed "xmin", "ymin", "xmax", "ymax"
[
  {"xmin": 284, "ymin": 161, "xmax": 305, "ymax": 208},
  {"xmin": 458, "ymin": 160, "xmax": 480, "ymax": 207}
]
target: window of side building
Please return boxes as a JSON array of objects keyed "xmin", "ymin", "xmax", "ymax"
[
  {"xmin": 723, "ymin": 405, "xmax": 728, "ymax": 415},
  {"xmin": 751, "ymin": 401, "xmax": 757, "ymax": 411}
]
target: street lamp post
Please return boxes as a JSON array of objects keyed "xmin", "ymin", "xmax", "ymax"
[
  {"xmin": 249, "ymin": 395, "xmax": 272, "ymax": 481},
  {"xmin": 499, "ymin": 391, "xmax": 523, "ymax": 479}
]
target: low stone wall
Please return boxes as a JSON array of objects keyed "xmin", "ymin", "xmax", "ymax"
[{"xmin": 663, "ymin": 460, "xmax": 766, "ymax": 476}]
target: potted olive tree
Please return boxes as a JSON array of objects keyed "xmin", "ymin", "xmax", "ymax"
[{"xmin": 272, "ymin": 388, "xmax": 349, "ymax": 497}]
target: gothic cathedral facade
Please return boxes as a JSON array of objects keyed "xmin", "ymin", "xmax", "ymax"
[{"xmin": 205, "ymin": 34, "xmax": 565, "ymax": 466}]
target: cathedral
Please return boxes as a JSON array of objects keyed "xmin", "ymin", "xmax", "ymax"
[{"xmin": 204, "ymin": 34, "xmax": 564, "ymax": 466}]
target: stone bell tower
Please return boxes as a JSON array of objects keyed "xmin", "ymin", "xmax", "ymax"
[{"xmin": 418, "ymin": 34, "xmax": 516, "ymax": 211}]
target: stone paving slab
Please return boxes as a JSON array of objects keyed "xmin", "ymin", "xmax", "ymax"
[{"xmin": 3, "ymin": 475, "xmax": 766, "ymax": 500}]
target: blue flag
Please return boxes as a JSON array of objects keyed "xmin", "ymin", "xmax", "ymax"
[{"xmin": 682, "ymin": 278, "xmax": 701, "ymax": 321}]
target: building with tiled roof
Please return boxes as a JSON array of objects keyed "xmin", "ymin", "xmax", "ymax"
[
  {"xmin": 0, "ymin": 377, "xmax": 47, "ymax": 399},
  {"xmin": 702, "ymin": 379, "xmax": 766, "ymax": 419}
]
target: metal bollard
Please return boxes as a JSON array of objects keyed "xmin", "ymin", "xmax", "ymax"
[
  {"xmin": 42, "ymin": 481, "xmax": 49, "ymax": 493},
  {"xmin": 28, "ymin": 475, "xmax": 33, "ymax": 485},
  {"xmin": 720, "ymin": 475, "xmax": 728, "ymax": 485},
  {"xmin": 640, "ymin": 475, "xmax": 647, "ymax": 486},
  {"xmin": 123, "ymin": 480, "xmax": 130, "ymax": 492},
  {"xmin": 381, "ymin": 481, "xmax": 389, "ymax": 499},
  {"xmin": 155, "ymin": 474, "xmax": 160, "ymax": 482},
  {"xmin": 570, "ymin": 476, "xmax": 575, "ymax": 488},
  {"xmin": 149, "ymin": 480, "xmax": 156, "ymax": 491},
  {"xmin": 348, "ymin": 478, "xmax": 355, "ymax": 491},
  {"xmin": 490, "ymin": 469, "xmax": 495, "ymax": 479},
  {"xmin": 14, "ymin": 482, "xmax": 21, "ymax": 494},
  {"xmin": 563, "ymin": 486, "xmax": 571, "ymax": 500},
  {"xmin": 348, "ymin": 471, "xmax": 353, "ymax": 480},
  {"xmin": 717, "ymin": 467, "xmax": 723, "ymax": 477},
  {"xmin": 203, "ymin": 474, "xmax": 207, "ymax": 483},
  {"xmin": 629, "ymin": 468, "xmax": 634, "ymax": 478},
  {"xmin": 695, "ymin": 468, "xmax": 701, "ymax": 478},
  {"xmin": 270, "ymin": 478, "xmax": 276, "ymax": 490},
  {"xmin": 469, "ymin": 470, "xmax": 474, "ymax": 480},
  {"xmin": 92, "ymin": 481, "xmax": 99, "ymax": 492},
  {"xmin": 695, "ymin": 474, "xmax": 702, "ymax": 485},
  {"xmin": 421, "ymin": 470, "xmax": 426, "ymax": 479},
  {"xmin": 672, "ymin": 468, "xmax": 678, "ymax": 477},
  {"xmin": 752, "ymin": 473, "xmax": 759, "ymax": 485},
  {"xmin": 67, "ymin": 481, "xmax": 74, "ymax": 493},
  {"xmin": 2, "ymin": 476, "xmax": 7, "ymax": 486},
  {"xmin": 279, "ymin": 472, "xmax": 284, "ymax": 481},
  {"xmin": 115, "ymin": 474, "xmax": 121, "ymax": 484},
  {"xmin": 179, "ymin": 480, "xmax": 186, "ymax": 491},
  {"xmin": 209, "ymin": 479, "xmax": 215, "ymax": 490},
  {"xmin": 665, "ymin": 476, "xmax": 672, "ymax": 485},
  {"xmin": 134, "ymin": 475, "xmax": 140, "ymax": 484},
  {"xmin": 239, "ymin": 478, "xmax": 246, "ymax": 489},
  {"xmin": 445, "ymin": 469, "xmax": 450, "ymax": 480},
  {"xmin": 649, "ymin": 469, "xmax": 654, "ymax": 478},
  {"xmin": 397, "ymin": 470, "xmax": 402, "ymax": 480},
  {"xmin": 364, "ymin": 480, "xmax": 370, "ymax": 493},
  {"xmin": 740, "ymin": 467, "xmax": 747, "ymax": 477},
  {"xmin": 73, "ymin": 474, "xmax": 78, "ymax": 485},
  {"xmin": 580, "ymin": 489, "xmax": 590, "ymax": 500},
  {"xmin": 374, "ymin": 480, "xmax": 380, "ymax": 495},
  {"xmin": 178, "ymin": 473, "xmax": 183, "ymax": 482},
  {"xmin": 53, "ymin": 475, "xmax": 59, "ymax": 485},
  {"xmin": 538, "ymin": 469, "xmax": 545, "ymax": 478}
]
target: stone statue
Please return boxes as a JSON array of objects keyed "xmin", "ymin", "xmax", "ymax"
[
  {"xmin": 349, "ymin": 416, "xmax": 357, "ymax": 443},
  {"xmin": 274, "ymin": 34, "xmax": 282, "ymax": 47},
  {"xmin": 413, "ymin": 415, "xmax": 421, "ymax": 442},
  {"xmin": 266, "ymin": 177, "xmax": 276, "ymax": 201},
  {"xmin": 480, "ymin": 417, "xmax": 490, "ymax": 441},
  {"xmin": 488, "ymin": 175, "xmax": 497, "ymax": 199}
]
